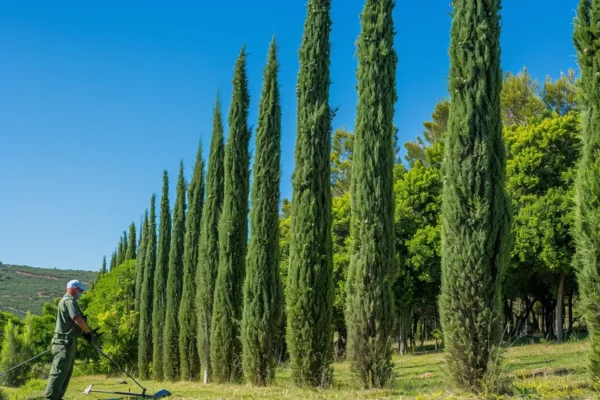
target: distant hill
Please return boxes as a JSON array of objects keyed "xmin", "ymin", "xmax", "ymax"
[{"xmin": 0, "ymin": 263, "xmax": 97, "ymax": 316}]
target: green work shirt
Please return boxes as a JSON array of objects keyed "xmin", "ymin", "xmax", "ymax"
[{"xmin": 54, "ymin": 294, "xmax": 83, "ymax": 339}]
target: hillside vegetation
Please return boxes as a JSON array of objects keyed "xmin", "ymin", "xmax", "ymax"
[{"xmin": 0, "ymin": 263, "xmax": 96, "ymax": 315}]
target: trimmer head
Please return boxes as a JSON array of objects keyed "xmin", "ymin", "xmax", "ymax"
[{"xmin": 152, "ymin": 389, "xmax": 172, "ymax": 399}]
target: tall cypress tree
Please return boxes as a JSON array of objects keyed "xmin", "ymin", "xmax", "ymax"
[
  {"xmin": 179, "ymin": 142, "xmax": 205, "ymax": 381},
  {"xmin": 100, "ymin": 256, "xmax": 107, "ymax": 275},
  {"xmin": 439, "ymin": 0, "xmax": 511, "ymax": 389},
  {"xmin": 210, "ymin": 48, "xmax": 251, "ymax": 383},
  {"xmin": 110, "ymin": 251, "xmax": 117, "ymax": 272},
  {"xmin": 241, "ymin": 38, "xmax": 282, "ymax": 386},
  {"xmin": 153, "ymin": 171, "xmax": 171, "ymax": 381},
  {"xmin": 345, "ymin": 0, "xmax": 397, "ymax": 388},
  {"xmin": 123, "ymin": 231, "xmax": 128, "ymax": 262},
  {"xmin": 287, "ymin": 0, "xmax": 334, "ymax": 386},
  {"xmin": 126, "ymin": 222, "xmax": 137, "ymax": 260},
  {"xmin": 135, "ymin": 211, "xmax": 149, "ymax": 312},
  {"xmin": 164, "ymin": 162, "xmax": 187, "ymax": 381},
  {"xmin": 116, "ymin": 237, "xmax": 124, "ymax": 266},
  {"xmin": 574, "ymin": 0, "xmax": 600, "ymax": 383},
  {"xmin": 196, "ymin": 96, "xmax": 225, "ymax": 383},
  {"xmin": 138, "ymin": 195, "xmax": 157, "ymax": 379}
]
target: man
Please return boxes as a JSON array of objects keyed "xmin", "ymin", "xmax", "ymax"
[{"xmin": 45, "ymin": 279, "xmax": 95, "ymax": 400}]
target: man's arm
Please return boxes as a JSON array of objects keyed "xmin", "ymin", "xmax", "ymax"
[{"xmin": 73, "ymin": 316, "xmax": 93, "ymax": 333}]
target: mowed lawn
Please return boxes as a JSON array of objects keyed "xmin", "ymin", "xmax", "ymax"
[{"xmin": 3, "ymin": 341, "xmax": 593, "ymax": 399}]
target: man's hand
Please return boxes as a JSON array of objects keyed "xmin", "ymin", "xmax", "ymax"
[{"xmin": 82, "ymin": 330, "xmax": 96, "ymax": 344}]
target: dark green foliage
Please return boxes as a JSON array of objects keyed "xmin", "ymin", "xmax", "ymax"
[
  {"xmin": 110, "ymin": 251, "xmax": 117, "ymax": 272},
  {"xmin": 345, "ymin": 0, "xmax": 397, "ymax": 388},
  {"xmin": 179, "ymin": 142, "xmax": 205, "ymax": 381},
  {"xmin": 153, "ymin": 171, "xmax": 171, "ymax": 381},
  {"xmin": 573, "ymin": 0, "xmax": 600, "ymax": 383},
  {"xmin": 138, "ymin": 195, "xmax": 157, "ymax": 379},
  {"xmin": 164, "ymin": 162, "xmax": 187, "ymax": 381},
  {"xmin": 135, "ymin": 211, "xmax": 149, "ymax": 313},
  {"xmin": 196, "ymin": 96, "xmax": 225, "ymax": 381},
  {"xmin": 241, "ymin": 38, "xmax": 283, "ymax": 386},
  {"xmin": 100, "ymin": 256, "xmax": 107, "ymax": 275},
  {"xmin": 211, "ymin": 48, "xmax": 251, "ymax": 383},
  {"xmin": 439, "ymin": 0, "xmax": 511, "ymax": 390},
  {"xmin": 287, "ymin": 0, "xmax": 334, "ymax": 387},
  {"xmin": 126, "ymin": 222, "xmax": 137, "ymax": 260}
]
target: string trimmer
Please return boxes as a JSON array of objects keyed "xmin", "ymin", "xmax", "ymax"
[{"xmin": 83, "ymin": 344, "xmax": 171, "ymax": 399}]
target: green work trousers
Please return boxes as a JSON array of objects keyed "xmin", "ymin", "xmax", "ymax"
[{"xmin": 45, "ymin": 339, "xmax": 77, "ymax": 400}]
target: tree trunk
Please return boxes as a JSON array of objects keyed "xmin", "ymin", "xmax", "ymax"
[
  {"xmin": 568, "ymin": 291, "xmax": 574, "ymax": 332},
  {"xmin": 556, "ymin": 274, "xmax": 565, "ymax": 343}
]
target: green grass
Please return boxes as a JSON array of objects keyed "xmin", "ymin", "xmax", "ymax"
[
  {"xmin": 0, "ymin": 263, "xmax": 96, "ymax": 316},
  {"xmin": 2, "ymin": 340, "xmax": 595, "ymax": 399}
]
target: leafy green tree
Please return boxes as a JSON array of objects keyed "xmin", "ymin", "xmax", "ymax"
[
  {"xmin": 345, "ymin": 0, "xmax": 397, "ymax": 387},
  {"xmin": 241, "ymin": 38, "xmax": 283, "ymax": 386},
  {"xmin": 179, "ymin": 143, "xmax": 204, "ymax": 381},
  {"xmin": 543, "ymin": 69, "xmax": 578, "ymax": 115},
  {"xmin": 501, "ymin": 67, "xmax": 547, "ymax": 127},
  {"xmin": 153, "ymin": 171, "xmax": 171, "ymax": 381},
  {"xmin": 404, "ymin": 99, "xmax": 449, "ymax": 167},
  {"xmin": 211, "ymin": 48, "xmax": 251, "ymax": 383},
  {"xmin": 505, "ymin": 114, "xmax": 581, "ymax": 343},
  {"xmin": 138, "ymin": 195, "xmax": 156, "ymax": 379},
  {"xmin": 135, "ymin": 211, "xmax": 149, "ymax": 313},
  {"xmin": 287, "ymin": 0, "xmax": 334, "ymax": 386},
  {"xmin": 439, "ymin": 0, "xmax": 511, "ymax": 390},
  {"xmin": 573, "ymin": 0, "xmax": 600, "ymax": 381},
  {"xmin": 85, "ymin": 260, "xmax": 138, "ymax": 372},
  {"xmin": 126, "ymin": 222, "xmax": 137, "ymax": 260},
  {"xmin": 164, "ymin": 162, "xmax": 187, "ymax": 381},
  {"xmin": 0, "ymin": 321, "xmax": 26, "ymax": 387},
  {"xmin": 394, "ymin": 143, "xmax": 443, "ymax": 354},
  {"xmin": 117, "ymin": 236, "xmax": 125, "ymax": 266},
  {"xmin": 196, "ymin": 96, "xmax": 225, "ymax": 383}
]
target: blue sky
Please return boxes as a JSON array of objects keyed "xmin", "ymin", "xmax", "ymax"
[{"xmin": 0, "ymin": 0, "xmax": 580, "ymax": 271}]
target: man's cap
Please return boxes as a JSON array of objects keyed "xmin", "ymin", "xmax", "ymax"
[{"xmin": 67, "ymin": 279, "xmax": 87, "ymax": 291}]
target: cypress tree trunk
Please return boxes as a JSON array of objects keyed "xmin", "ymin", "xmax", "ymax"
[
  {"xmin": 210, "ymin": 47, "xmax": 251, "ymax": 383},
  {"xmin": 126, "ymin": 222, "xmax": 137, "ymax": 260},
  {"xmin": 345, "ymin": 0, "xmax": 397, "ymax": 388},
  {"xmin": 196, "ymin": 97, "xmax": 225, "ymax": 383},
  {"xmin": 164, "ymin": 162, "xmax": 187, "ymax": 381},
  {"xmin": 135, "ymin": 211, "xmax": 149, "ymax": 313},
  {"xmin": 439, "ymin": 0, "xmax": 511, "ymax": 390},
  {"xmin": 287, "ymin": 0, "xmax": 334, "ymax": 386},
  {"xmin": 138, "ymin": 195, "xmax": 157, "ymax": 379},
  {"xmin": 241, "ymin": 38, "xmax": 283, "ymax": 386},
  {"xmin": 179, "ymin": 142, "xmax": 205, "ymax": 381},
  {"xmin": 556, "ymin": 274, "xmax": 565, "ymax": 343},
  {"xmin": 153, "ymin": 171, "xmax": 171, "ymax": 381},
  {"xmin": 573, "ymin": 0, "xmax": 600, "ymax": 383}
]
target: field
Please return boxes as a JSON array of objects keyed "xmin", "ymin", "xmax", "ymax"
[
  {"xmin": 0, "ymin": 263, "xmax": 96, "ymax": 315},
  {"xmin": 3, "ymin": 341, "xmax": 594, "ymax": 399}
]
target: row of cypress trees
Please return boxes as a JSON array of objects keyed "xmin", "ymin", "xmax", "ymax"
[
  {"xmin": 100, "ymin": 0, "xmax": 600, "ymax": 392},
  {"xmin": 121, "ymin": 38, "xmax": 282, "ymax": 383}
]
